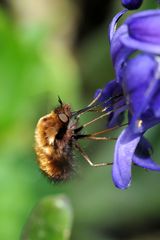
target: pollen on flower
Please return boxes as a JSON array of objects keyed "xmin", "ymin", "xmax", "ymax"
[{"xmin": 137, "ymin": 119, "xmax": 143, "ymax": 129}]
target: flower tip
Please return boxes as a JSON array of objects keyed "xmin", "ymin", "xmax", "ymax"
[
  {"xmin": 121, "ymin": 0, "xmax": 143, "ymax": 10},
  {"xmin": 114, "ymin": 179, "xmax": 131, "ymax": 190}
]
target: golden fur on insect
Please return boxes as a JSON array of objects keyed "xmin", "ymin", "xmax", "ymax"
[
  {"xmin": 35, "ymin": 104, "xmax": 78, "ymax": 181},
  {"xmin": 35, "ymin": 94, "xmax": 117, "ymax": 181}
]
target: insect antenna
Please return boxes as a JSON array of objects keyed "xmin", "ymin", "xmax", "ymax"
[{"xmin": 58, "ymin": 96, "xmax": 63, "ymax": 106}]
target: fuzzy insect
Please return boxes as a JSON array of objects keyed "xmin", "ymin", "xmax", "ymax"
[{"xmin": 35, "ymin": 95, "xmax": 123, "ymax": 181}]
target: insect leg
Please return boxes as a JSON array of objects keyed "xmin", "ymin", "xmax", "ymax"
[
  {"xmin": 90, "ymin": 123, "xmax": 127, "ymax": 136},
  {"xmin": 75, "ymin": 143, "xmax": 112, "ymax": 167},
  {"xmin": 75, "ymin": 134, "xmax": 117, "ymax": 141},
  {"xmin": 85, "ymin": 136, "xmax": 117, "ymax": 141}
]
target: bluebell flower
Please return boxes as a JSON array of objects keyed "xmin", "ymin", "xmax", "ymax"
[
  {"xmin": 97, "ymin": 10, "xmax": 160, "ymax": 189},
  {"xmin": 95, "ymin": 80, "xmax": 126, "ymax": 128},
  {"xmin": 109, "ymin": 10, "xmax": 160, "ymax": 82}
]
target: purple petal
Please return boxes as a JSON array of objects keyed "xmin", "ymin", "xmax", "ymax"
[
  {"xmin": 101, "ymin": 80, "xmax": 120, "ymax": 101},
  {"xmin": 136, "ymin": 137, "xmax": 153, "ymax": 155},
  {"xmin": 123, "ymin": 54, "xmax": 159, "ymax": 132},
  {"xmin": 151, "ymin": 84, "xmax": 160, "ymax": 118},
  {"xmin": 94, "ymin": 80, "xmax": 126, "ymax": 127},
  {"xmin": 121, "ymin": 34, "xmax": 160, "ymax": 54},
  {"xmin": 109, "ymin": 9, "xmax": 128, "ymax": 43},
  {"xmin": 123, "ymin": 54, "xmax": 157, "ymax": 113},
  {"xmin": 133, "ymin": 156, "xmax": 160, "ymax": 171},
  {"xmin": 138, "ymin": 109, "xmax": 160, "ymax": 132},
  {"xmin": 112, "ymin": 128, "xmax": 141, "ymax": 189},
  {"xmin": 126, "ymin": 10, "xmax": 160, "ymax": 44},
  {"xmin": 110, "ymin": 25, "xmax": 133, "ymax": 82},
  {"xmin": 121, "ymin": 10, "xmax": 160, "ymax": 54},
  {"xmin": 111, "ymin": 25, "xmax": 128, "ymax": 64},
  {"xmin": 126, "ymin": 9, "xmax": 160, "ymax": 22},
  {"xmin": 94, "ymin": 80, "xmax": 122, "ymax": 103},
  {"xmin": 108, "ymin": 101, "xmax": 126, "ymax": 128}
]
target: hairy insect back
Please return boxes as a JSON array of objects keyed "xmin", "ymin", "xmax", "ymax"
[{"xmin": 35, "ymin": 104, "xmax": 77, "ymax": 181}]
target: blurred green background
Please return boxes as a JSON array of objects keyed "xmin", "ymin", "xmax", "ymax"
[{"xmin": 1, "ymin": 0, "xmax": 160, "ymax": 239}]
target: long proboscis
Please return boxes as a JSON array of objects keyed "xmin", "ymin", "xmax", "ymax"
[
  {"xmin": 71, "ymin": 94, "xmax": 122, "ymax": 118},
  {"xmin": 73, "ymin": 104, "xmax": 127, "ymax": 135}
]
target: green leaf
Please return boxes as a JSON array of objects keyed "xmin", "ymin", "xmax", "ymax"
[{"xmin": 21, "ymin": 195, "xmax": 73, "ymax": 240}]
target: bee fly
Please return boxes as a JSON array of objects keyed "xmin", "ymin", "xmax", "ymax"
[{"xmin": 35, "ymin": 94, "xmax": 123, "ymax": 181}]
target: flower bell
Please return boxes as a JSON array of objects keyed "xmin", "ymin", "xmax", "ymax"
[
  {"xmin": 121, "ymin": 10, "xmax": 160, "ymax": 54},
  {"xmin": 96, "ymin": 9, "xmax": 160, "ymax": 189}
]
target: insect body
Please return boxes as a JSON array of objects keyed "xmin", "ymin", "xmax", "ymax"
[
  {"xmin": 35, "ymin": 103, "xmax": 78, "ymax": 181},
  {"xmin": 35, "ymin": 95, "xmax": 121, "ymax": 182}
]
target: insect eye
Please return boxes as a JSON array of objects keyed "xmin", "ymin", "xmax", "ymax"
[{"xmin": 58, "ymin": 113, "xmax": 69, "ymax": 123}]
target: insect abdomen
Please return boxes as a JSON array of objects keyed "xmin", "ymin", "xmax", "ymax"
[{"xmin": 35, "ymin": 144, "xmax": 73, "ymax": 181}]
